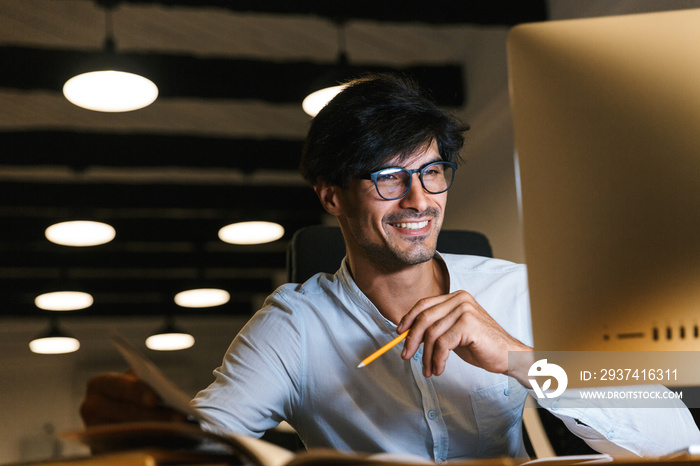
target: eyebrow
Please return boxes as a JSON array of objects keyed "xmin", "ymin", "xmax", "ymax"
[{"xmin": 374, "ymin": 158, "xmax": 443, "ymax": 172}]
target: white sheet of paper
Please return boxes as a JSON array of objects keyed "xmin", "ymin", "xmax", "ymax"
[{"xmin": 110, "ymin": 332, "xmax": 201, "ymax": 420}]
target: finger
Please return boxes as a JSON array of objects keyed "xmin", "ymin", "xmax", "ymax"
[
  {"xmin": 416, "ymin": 292, "xmax": 482, "ymax": 376},
  {"xmin": 86, "ymin": 372, "xmax": 161, "ymax": 407},
  {"xmin": 421, "ymin": 308, "xmax": 463, "ymax": 377},
  {"xmin": 399, "ymin": 293, "xmax": 461, "ymax": 361},
  {"xmin": 428, "ymin": 323, "xmax": 469, "ymax": 376},
  {"xmin": 397, "ymin": 292, "xmax": 457, "ymax": 333},
  {"xmin": 400, "ymin": 328, "xmax": 421, "ymax": 361}
]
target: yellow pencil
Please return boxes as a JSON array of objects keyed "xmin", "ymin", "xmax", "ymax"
[{"xmin": 357, "ymin": 329, "xmax": 410, "ymax": 368}]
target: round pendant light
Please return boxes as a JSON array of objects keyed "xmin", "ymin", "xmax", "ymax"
[
  {"xmin": 63, "ymin": 70, "xmax": 158, "ymax": 112},
  {"xmin": 30, "ymin": 335, "xmax": 81, "ymax": 355},
  {"xmin": 302, "ymin": 22, "xmax": 350, "ymax": 117},
  {"xmin": 146, "ymin": 322, "xmax": 195, "ymax": 351},
  {"xmin": 45, "ymin": 220, "xmax": 115, "ymax": 247},
  {"xmin": 62, "ymin": 6, "xmax": 158, "ymax": 112},
  {"xmin": 302, "ymin": 85, "xmax": 346, "ymax": 117},
  {"xmin": 218, "ymin": 221, "xmax": 284, "ymax": 245},
  {"xmin": 29, "ymin": 320, "xmax": 80, "ymax": 355},
  {"xmin": 35, "ymin": 291, "xmax": 94, "ymax": 311},
  {"xmin": 174, "ymin": 288, "xmax": 230, "ymax": 308}
]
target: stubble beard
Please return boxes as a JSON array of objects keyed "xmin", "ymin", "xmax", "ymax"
[{"xmin": 357, "ymin": 208, "xmax": 442, "ymax": 271}]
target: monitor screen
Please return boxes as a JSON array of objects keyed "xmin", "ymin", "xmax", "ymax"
[{"xmin": 508, "ymin": 9, "xmax": 700, "ymax": 354}]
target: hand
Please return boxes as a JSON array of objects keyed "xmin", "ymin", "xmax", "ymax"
[
  {"xmin": 80, "ymin": 371, "xmax": 189, "ymax": 427},
  {"xmin": 397, "ymin": 290, "xmax": 531, "ymax": 379}
]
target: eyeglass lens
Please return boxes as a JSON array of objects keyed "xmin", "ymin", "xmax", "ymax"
[{"xmin": 375, "ymin": 162, "xmax": 454, "ymax": 200}]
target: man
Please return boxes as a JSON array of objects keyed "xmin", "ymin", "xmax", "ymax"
[{"xmin": 81, "ymin": 73, "xmax": 699, "ymax": 460}]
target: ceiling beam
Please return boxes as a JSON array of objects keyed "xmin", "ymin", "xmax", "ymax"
[
  {"xmin": 0, "ymin": 131, "xmax": 304, "ymax": 173},
  {"xmin": 113, "ymin": 0, "xmax": 548, "ymax": 26},
  {"xmin": 0, "ymin": 180, "xmax": 323, "ymax": 212},
  {"xmin": 0, "ymin": 242, "xmax": 287, "ymax": 269},
  {"xmin": 1, "ymin": 47, "xmax": 465, "ymax": 105}
]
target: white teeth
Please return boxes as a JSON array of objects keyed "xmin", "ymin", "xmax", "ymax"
[{"xmin": 393, "ymin": 221, "xmax": 429, "ymax": 230}]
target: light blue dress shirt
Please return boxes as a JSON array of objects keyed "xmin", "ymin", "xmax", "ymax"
[{"xmin": 191, "ymin": 253, "xmax": 700, "ymax": 460}]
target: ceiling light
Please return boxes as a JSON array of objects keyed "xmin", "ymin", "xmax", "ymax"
[
  {"xmin": 174, "ymin": 288, "xmax": 230, "ymax": 308},
  {"xmin": 63, "ymin": 5, "xmax": 158, "ymax": 112},
  {"xmin": 146, "ymin": 322, "xmax": 194, "ymax": 351},
  {"xmin": 63, "ymin": 70, "xmax": 158, "ymax": 112},
  {"xmin": 45, "ymin": 220, "xmax": 116, "ymax": 247},
  {"xmin": 302, "ymin": 85, "xmax": 346, "ymax": 117},
  {"xmin": 35, "ymin": 291, "xmax": 94, "ymax": 311},
  {"xmin": 218, "ymin": 221, "xmax": 285, "ymax": 245},
  {"xmin": 302, "ymin": 22, "xmax": 350, "ymax": 117},
  {"xmin": 29, "ymin": 321, "xmax": 80, "ymax": 355}
]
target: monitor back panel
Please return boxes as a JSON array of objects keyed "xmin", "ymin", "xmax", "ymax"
[{"xmin": 508, "ymin": 9, "xmax": 700, "ymax": 351}]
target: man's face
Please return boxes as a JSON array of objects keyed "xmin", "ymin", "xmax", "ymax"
[{"xmin": 338, "ymin": 141, "xmax": 448, "ymax": 270}]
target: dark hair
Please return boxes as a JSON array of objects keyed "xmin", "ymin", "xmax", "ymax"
[{"xmin": 300, "ymin": 73, "xmax": 469, "ymax": 187}]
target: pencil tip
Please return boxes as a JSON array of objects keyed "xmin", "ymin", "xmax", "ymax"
[{"xmin": 357, "ymin": 362, "xmax": 366, "ymax": 368}]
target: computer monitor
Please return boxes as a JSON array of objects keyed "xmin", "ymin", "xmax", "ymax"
[{"xmin": 508, "ymin": 9, "xmax": 700, "ymax": 354}]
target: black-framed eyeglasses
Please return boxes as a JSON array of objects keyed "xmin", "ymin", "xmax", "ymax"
[{"xmin": 361, "ymin": 161, "xmax": 457, "ymax": 200}]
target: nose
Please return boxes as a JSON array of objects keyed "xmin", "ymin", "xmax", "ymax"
[{"xmin": 397, "ymin": 172, "xmax": 430, "ymax": 211}]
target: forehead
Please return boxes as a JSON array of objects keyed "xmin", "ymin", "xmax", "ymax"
[{"xmin": 382, "ymin": 141, "xmax": 441, "ymax": 168}]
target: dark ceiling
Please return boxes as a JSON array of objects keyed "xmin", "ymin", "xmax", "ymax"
[{"xmin": 0, "ymin": 0, "xmax": 547, "ymax": 320}]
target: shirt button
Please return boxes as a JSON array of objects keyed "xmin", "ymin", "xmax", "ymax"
[
  {"xmin": 551, "ymin": 402, "xmax": 559, "ymax": 411},
  {"xmin": 413, "ymin": 352, "xmax": 420, "ymax": 361},
  {"xmin": 607, "ymin": 431, "xmax": 615, "ymax": 440},
  {"xmin": 427, "ymin": 410, "xmax": 436, "ymax": 420},
  {"xmin": 504, "ymin": 387, "xmax": 510, "ymax": 396}
]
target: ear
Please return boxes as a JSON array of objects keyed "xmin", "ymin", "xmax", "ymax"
[{"xmin": 314, "ymin": 180, "xmax": 344, "ymax": 217}]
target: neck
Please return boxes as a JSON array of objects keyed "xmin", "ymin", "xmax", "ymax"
[{"xmin": 346, "ymin": 252, "xmax": 449, "ymax": 325}]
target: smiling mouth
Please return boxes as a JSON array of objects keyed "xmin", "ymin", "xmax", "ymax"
[{"xmin": 390, "ymin": 220, "xmax": 429, "ymax": 230}]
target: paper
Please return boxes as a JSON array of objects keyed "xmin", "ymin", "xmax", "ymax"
[
  {"xmin": 110, "ymin": 332, "xmax": 200, "ymax": 420},
  {"xmin": 520, "ymin": 454, "xmax": 611, "ymax": 465}
]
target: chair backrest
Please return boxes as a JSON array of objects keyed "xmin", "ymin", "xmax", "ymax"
[{"xmin": 287, "ymin": 225, "xmax": 492, "ymax": 283}]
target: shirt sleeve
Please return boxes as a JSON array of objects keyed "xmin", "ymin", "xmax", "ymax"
[
  {"xmin": 190, "ymin": 289, "xmax": 304, "ymax": 438},
  {"xmin": 533, "ymin": 386, "xmax": 700, "ymax": 457},
  {"xmin": 515, "ymin": 267, "xmax": 700, "ymax": 457}
]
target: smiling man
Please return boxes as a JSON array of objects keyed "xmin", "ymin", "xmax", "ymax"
[{"xmin": 81, "ymin": 73, "xmax": 700, "ymax": 460}]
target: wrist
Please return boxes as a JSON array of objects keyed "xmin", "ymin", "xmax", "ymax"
[{"xmin": 506, "ymin": 345, "xmax": 534, "ymax": 386}]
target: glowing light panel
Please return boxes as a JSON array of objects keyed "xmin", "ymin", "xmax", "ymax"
[
  {"xmin": 174, "ymin": 288, "xmax": 230, "ymax": 308},
  {"xmin": 35, "ymin": 291, "xmax": 94, "ymax": 311},
  {"xmin": 29, "ymin": 336, "xmax": 80, "ymax": 354},
  {"xmin": 218, "ymin": 221, "xmax": 284, "ymax": 245},
  {"xmin": 146, "ymin": 332, "xmax": 195, "ymax": 351},
  {"xmin": 45, "ymin": 221, "xmax": 115, "ymax": 247},
  {"xmin": 302, "ymin": 85, "xmax": 345, "ymax": 117},
  {"xmin": 63, "ymin": 70, "xmax": 158, "ymax": 112}
]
